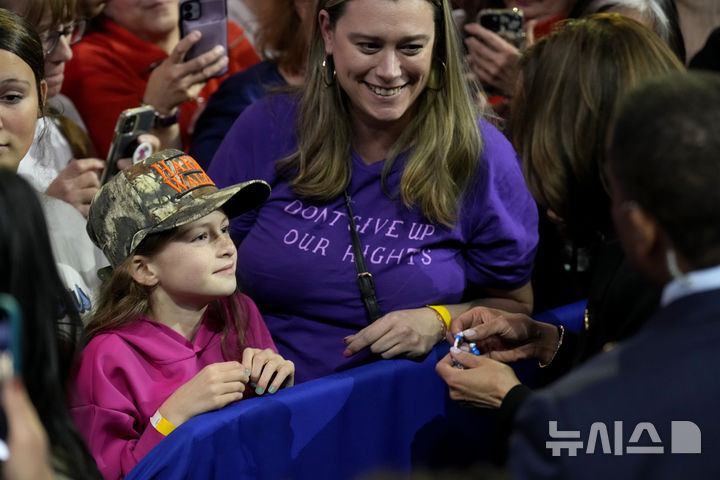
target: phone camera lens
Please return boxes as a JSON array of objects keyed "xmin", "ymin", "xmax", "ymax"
[{"xmin": 122, "ymin": 117, "xmax": 137, "ymax": 134}]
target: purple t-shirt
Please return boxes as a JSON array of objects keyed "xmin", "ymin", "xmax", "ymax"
[{"xmin": 209, "ymin": 93, "xmax": 538, "ymax": 383}]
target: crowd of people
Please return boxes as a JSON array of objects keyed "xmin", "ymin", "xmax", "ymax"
[{"xmin": 0, "ymin": 0, "xmax": 719, "ymax": 478}]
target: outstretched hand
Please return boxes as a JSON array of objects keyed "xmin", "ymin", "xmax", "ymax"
[
  {"xmin": 435, "ymin": 348, "xmax": 521, "ymax": 409},
  {"xmin": 342, "ymin": 307, "xmax": 445, "ymax": 360},
  {"xmin": 449, "ymin": 306, "xmax": 560, "ymax": 365}
]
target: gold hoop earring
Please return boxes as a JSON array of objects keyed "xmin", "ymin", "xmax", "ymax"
[{"xmin": 322, "ymin": 57, "xmax": 336, "ymax": 87}]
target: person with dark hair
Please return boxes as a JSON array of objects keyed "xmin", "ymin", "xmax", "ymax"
[
  {"xmin": 435, "ymin": 13, "xmax": 684, "ymax": 462},
  {"xmin": 0, "ymin": 7, "xmax": 47, "ymax": 172},
  {"xmin": 0, "ymin": 168, "xmax": 101, "ymax": 479},
  {"xmin": 191, "ymin": 0, "xmax": 317, "ymax": 167},
  {"xmin": 0, "ymin": 11, "xmax": 100, "ymax": 476},
  {"xmin": 509, "ymin": 70, "xmax": 720, "ymax": 479},
  {"xmin": 2, "ymin": 0, "xmax": 106, "ymax": 217},
  {"xmin": 208, "ymin": 0, "xmax": 539, "ymax": 384},
  {"xmin": 2, "ymin": 0, "xmax": 163, "ymax": 319}
]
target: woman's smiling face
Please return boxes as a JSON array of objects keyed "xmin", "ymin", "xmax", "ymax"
[{"xmin": 319, "ymin": 0, "xmax": 436, "ymax": 131}]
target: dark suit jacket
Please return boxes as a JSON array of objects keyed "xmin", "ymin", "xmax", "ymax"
[{"xmin": 509, "ymin": 288, "xmax": 720, "ymax": 479}]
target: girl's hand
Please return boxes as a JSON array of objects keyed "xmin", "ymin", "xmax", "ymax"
[
  {"xmin": 241, "ymin": 348, "xmax": 295, "ymax": 396},
  {"xmin": 158, "ymin": 361, "xmax": 249, "ymax": 426},
  {"xmin": 343, "ymin": 307, "xmax": 445, "ymax": 360}
]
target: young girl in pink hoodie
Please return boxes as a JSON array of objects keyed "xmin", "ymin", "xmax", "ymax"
[{"xmin": 69, "ymin": 149, "xmax": 294, "ymax": 480}]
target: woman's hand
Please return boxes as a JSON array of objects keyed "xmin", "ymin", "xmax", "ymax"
[
  {"xmin": 450, "ymin": 306, "xmax": 560, "ymax": 365},
  {"xmin": 242, "ymin": 348, "xmax": 295, "ymax": 396},
  {"xmin": 158, "ymin": 361, "xmax": 249, "ymax": 426},
  {"xmin": 435, "ymin": 348, "xmax": 521, "ymax": 409},
  {"xmin": 343, "ymin": 307, "xmax": 445, "ymax": 360},
  {"xmin": 45, "ymin": 157, "xmax": 105, "ymax": 217},
  {"xmin": 464, "ymin": 22, "xmax": 522, "ymax": 97},
  {"xmin": 143, "ymin": 31, "xmax": 229, "ymax": 116}
]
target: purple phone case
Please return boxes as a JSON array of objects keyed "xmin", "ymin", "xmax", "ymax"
[{"xmin": 179, "ymin": 0, "xmax": 228, "ymax": 77}]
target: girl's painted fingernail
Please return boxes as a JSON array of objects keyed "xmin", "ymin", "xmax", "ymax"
[
  {"xmin": 255, "ymin": 387, "xmax": 264, "ymax": 395},
  {"xmin": 268, "ymin": 387, "xmax": 275, "ymax": 393},
  {"xmin": 462, "ymin": 329, "xmax": 476, "ymax": 337},
  {"xmin": 245, "ymin": 369, "xmax": 250, "ymax": 375},
  {"xmin": 250, "ymin": 381, "xmax": 257, "ymax": 388}
]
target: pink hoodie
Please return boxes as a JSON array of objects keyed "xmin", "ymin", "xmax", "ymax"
[{"xmin": 69, "ymin": 293, "xmax": 277, "ymax": 480}]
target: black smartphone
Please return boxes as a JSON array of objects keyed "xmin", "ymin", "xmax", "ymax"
[
  {"xmin": 478, "ymin": 8, "xmax": 526, "ymax": 47},
  {"xmin": 101, "ymin": 105, "xmax": 156, "ymax": 184},
  {"xmin": 179, "ymin": 0, "xmax": 229, "ymax": 78}
]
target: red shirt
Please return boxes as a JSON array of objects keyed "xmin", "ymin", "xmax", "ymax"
[{"xmin": 62, "ymin": 16, "xmax": 260, "ymax": 158}]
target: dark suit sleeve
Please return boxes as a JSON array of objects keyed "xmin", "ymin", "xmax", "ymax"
[{"xmin": 508, "ymin": 392, "xmax": 570, "ymax": 480}]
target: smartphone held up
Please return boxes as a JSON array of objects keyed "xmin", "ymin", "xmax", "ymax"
[
  {"xmin": 101, "ymin": 105, "xmax": 156, "ymax": 185},
  {"xmin": 478, "ymin": 8, "xmax": 526, "ymax": 48},
  {"xmin": 179, "ymin": 0, "xmax": 229, "ymax": 77}
]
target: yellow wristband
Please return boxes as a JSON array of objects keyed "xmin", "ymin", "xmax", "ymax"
[
  {"xmin": 426, "ymin": 304, "xmax": 452, "ymax": 330},
  {"xmin": 150, "ymin": 410, "xmax": 176, "ymax": 436}
]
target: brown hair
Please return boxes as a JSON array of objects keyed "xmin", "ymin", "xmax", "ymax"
[
  {"xmin": 253, "ymin": 0, "xmax": 314, "ymax": 77},
  {"xmin": 509, "ymin": 13, "xmax": 684, "ymax": 243},
  {"xmin": 0, "ymin": 0, "xmax": 78, "ymax": 30}
]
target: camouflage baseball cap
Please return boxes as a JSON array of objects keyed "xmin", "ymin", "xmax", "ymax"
[{"xmin": 87, "ymin": 149, "xmax": 271, "ymax": 267}]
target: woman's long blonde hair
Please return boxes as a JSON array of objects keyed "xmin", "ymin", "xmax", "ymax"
[{"xmin": 277, "ymin": 0, "xmax": 484, "ymax": 228}]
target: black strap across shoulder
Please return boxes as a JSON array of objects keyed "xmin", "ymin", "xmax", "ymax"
[{"xmin": 343, "ymin": 191, "xmax": 382, "ymax": 323}]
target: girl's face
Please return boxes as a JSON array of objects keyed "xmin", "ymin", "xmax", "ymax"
[
  {"xmin": 0, "ymin": 49, "xmax": 45, "ymax": 171},
  {"xmin": 104, "ymin": 0, "xmax": 179, "ymax": 43},
  {"xmin": 142, "ymin": 210, "xmax": 237, "ymax": 308},
  {"xmin": 504, "ymin": 0, "xmax": 575, "ymax": 22},
  {"xmin": 319, "ymin": 0, "xmax": 435, "ymax": 132}
]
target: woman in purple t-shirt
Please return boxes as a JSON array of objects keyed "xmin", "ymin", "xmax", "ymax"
[{"xmin": 209, "ymin": 0, "xmax": 539, "ymax": 383}]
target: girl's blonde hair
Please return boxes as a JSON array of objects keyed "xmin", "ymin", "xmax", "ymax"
[
  {"xmin": 277, "ymin": 0, "xmax": 484, "ymax": 228},
  {"xmin": 86, "ymin": 228, "xmax": 247, "ymax": 358}
]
